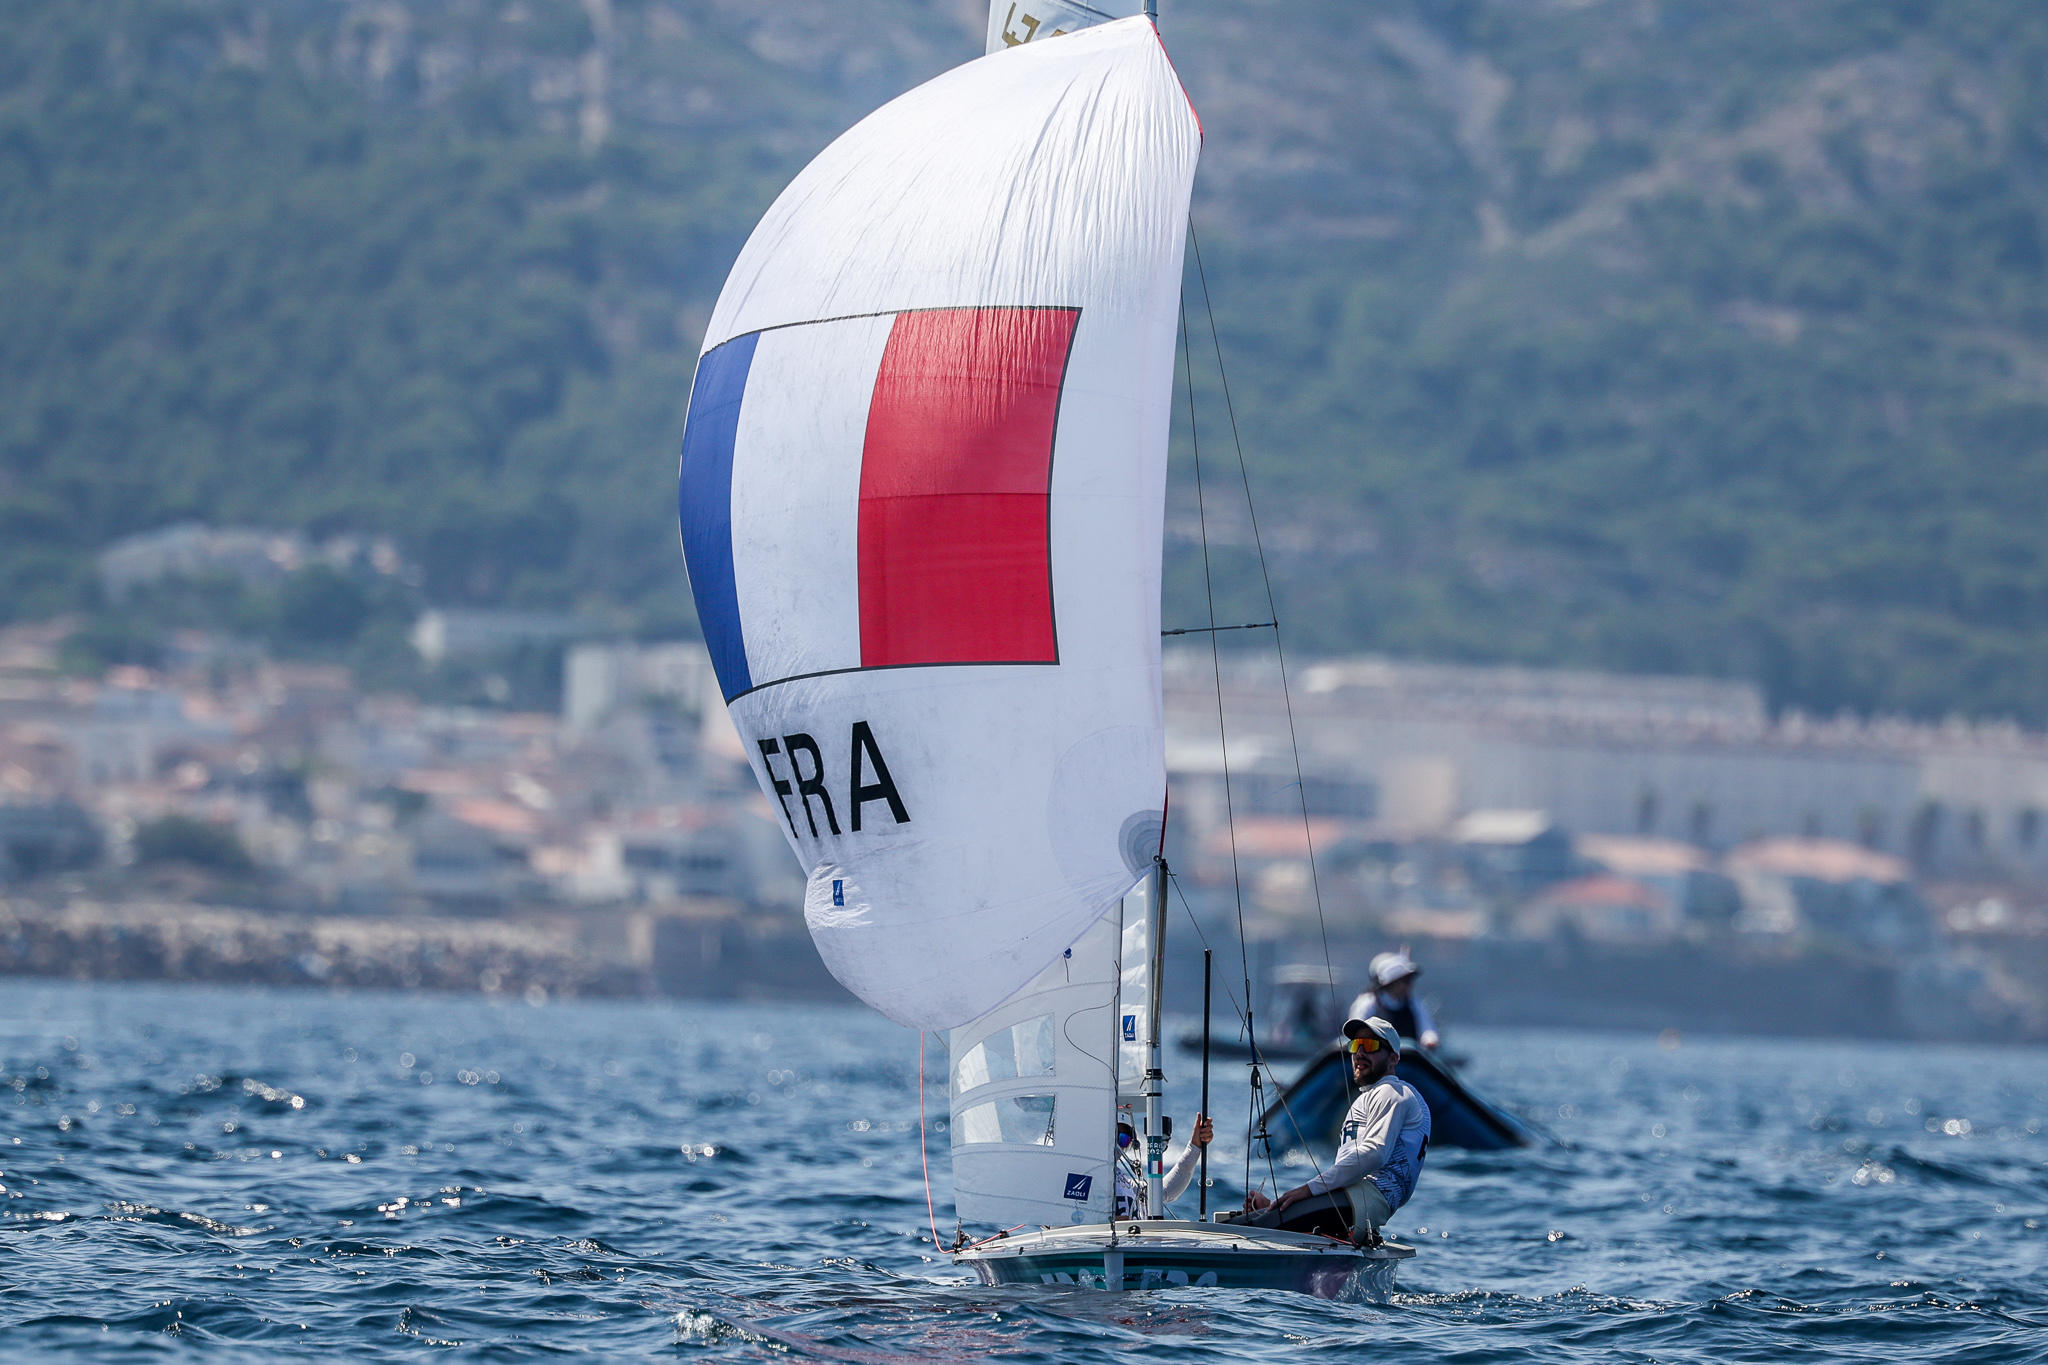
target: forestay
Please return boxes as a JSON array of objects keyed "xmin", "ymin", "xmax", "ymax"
[{"xmin": 677, "ymin": 19, "xmax": 1200, "ymax": 1029}]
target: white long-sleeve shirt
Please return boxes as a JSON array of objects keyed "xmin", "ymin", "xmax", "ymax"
[
  {"xmin": 1303, "ymin": 1074, "xmax": 1430, "ymax": 1213},
  {"xmin": 1112, "ymin": 1139, "xmax": 1203, "ymax": 1218}
]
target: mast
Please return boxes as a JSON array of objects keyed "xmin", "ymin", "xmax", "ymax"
[
  {"xmin": 1199, "ymin": 948, "xmax": 1211, "ymax": 1218},
  {"xmin": 1143, "ymin": 854, "xmax": 1168, "ymax": 1216},
  {"xmin": 1141, "ymin": 0, "xmax": 1165, "ymax": 1222}
]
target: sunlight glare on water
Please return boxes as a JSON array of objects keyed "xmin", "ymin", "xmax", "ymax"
[{"xmin": 0, "ymin": 982, "xmax": 2043, "ymax": 1361}]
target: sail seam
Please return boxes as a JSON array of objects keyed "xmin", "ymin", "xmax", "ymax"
[
  {"xmin": 717, "ymin": 656, "xmax": 1063, "ymax": 705},
  {"xmin": 700, "ymin": 302, "xmax": 1081, "ymax": 353}
]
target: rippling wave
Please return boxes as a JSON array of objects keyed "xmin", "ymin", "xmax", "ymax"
[{"xmin": 0, "ymin": 982, "xmax": 2042, "ymax": 1360}]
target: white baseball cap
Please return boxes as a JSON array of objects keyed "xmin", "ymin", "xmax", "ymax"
[
  {"xmin": 1369, "ymin": 951, "xmax": 1419, "ymax": 987},
  {"xmin": 1341, "ymin": 1016, "xmax": 1402, "ymax": 1054}
]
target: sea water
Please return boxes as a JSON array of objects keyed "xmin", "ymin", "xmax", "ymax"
[{"xmin": 0, "ymin": 981, "xmax": 2042, "ymax": 1361}]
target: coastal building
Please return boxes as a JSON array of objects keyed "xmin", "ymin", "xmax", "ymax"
[
  {"xmin": 562, "ymin": 642, "xmax": 716, "ymax": 734},
  {"xmin": 409, "ymin": 609, "xmax": 603, "ymax": 667},
  {"xmin": 1724, "ymin": 838, "xmax": 1932, "ymax": 951},
  {"xmin": 0, "ymin": 800, "xmax": 101, "ymax": 881},
  {"xmin": 1574, "ymin": 834, "xmax": 1740, "ymax": 924},
  {"xmin": 98, "ymin": 523, "xmax": 406, "ymax": 599},
  {"xmin": 0, "ymin": 613, "xmax": 2038, "ymax": 1037},
  {"xmin": 1513, "ymin": 874, "xmax": 1679, "ymax": 943},
  {"xmin": 1164, "ymin": 649, "xmax": 2048, "ymax": 886}
]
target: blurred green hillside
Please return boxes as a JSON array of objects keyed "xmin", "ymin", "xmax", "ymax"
[{"xmin": 5, "ymin": 1, "xmax": 2048, "ymax": 721}]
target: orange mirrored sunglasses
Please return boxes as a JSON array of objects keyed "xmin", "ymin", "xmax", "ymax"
[{"xmin": 1344, "ymin": 1036, "xmax": 1387, "ymax": 1054}]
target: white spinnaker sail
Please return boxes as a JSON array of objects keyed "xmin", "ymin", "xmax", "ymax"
[
  {"xmin": 984, "ymin": 1, "xmax": 1144, "ymax": 54},
  {"xmin": 677, "ymin": 19, "xmax": 1200, "ymax": 1030}
]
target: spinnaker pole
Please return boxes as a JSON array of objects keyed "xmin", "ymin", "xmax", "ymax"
[{"xmin": 1143, "ymin": 855, "xmax": 1168, "ymax": 1217}]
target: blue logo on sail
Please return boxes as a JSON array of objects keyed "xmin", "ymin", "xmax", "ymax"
[
  {"xmin": 1122, "ymin": 1014, "xmax": 1137, "ymax": 1041},
  {"xmin": 832, "ymin": 879, "xmax": 845, "ymax": 907},
  {"xmin": 1063, "ymin": 1173, "xmax": 1092, "ymax": 1201}
]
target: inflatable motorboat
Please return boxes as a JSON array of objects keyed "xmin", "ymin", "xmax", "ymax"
[{"xmin": 1259, "ymin": 1042, "xmax": 1537, "ymax": 1153}]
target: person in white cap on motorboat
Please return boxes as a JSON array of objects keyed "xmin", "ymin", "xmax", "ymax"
[
  {"xmin": 1237, "ymin": 1016, "xmax": 1430, "ymax": 1243},
  {"xmin": 1347, "ymin": 950, "xmax": 1441, "ymax": 1051}
]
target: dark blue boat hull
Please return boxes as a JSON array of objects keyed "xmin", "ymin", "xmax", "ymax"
[{"xmin": 1260, "ymin": 1044, "xmax": 1536, "ymax": 1152}]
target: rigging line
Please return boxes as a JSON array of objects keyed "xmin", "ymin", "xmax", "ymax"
[
  {"xmin": 1243, "ymin": 1068, "xmax": 1257, "ymax": 1195},
  {"xmin": 1167, "ymin": 871, "xmax": 1248, "ymax": 1031},
  {"xmin": 1171, "ymin": 859, "xmax": 1311, "ymax": 1165},
  {"xmin": 1180, "ymin": 291, "xmax": 1260, "ymax": 1084},
  {"xmin": 1162, "ymin": 622, "xmax": 1275, "ymax": 637},
  {"xmin": 1262, "ymin": 1109, "xmax": 1284, "ymax": 1200},
  {"xmin": 1109, "ymin": 918, "xmax": 1129, "ymax": 1184},
  {"xmin": 1187, "ymin": 221, "xmax": 1341, "ymax": 1022},
  {"xmin": 1176, "ymin": 877, "xmax": 1335, "ymax": 1200},
  {"xmin": 917, "ymin": 1032, "xmax": 942, "ymax": 1252},
  {"xmin": 1184, "ymin": 287, "xmax": 1273, "ymax": 1198},
  {"xmin": 959, "ymin": 1222, "xmax": 1028, "ymax": 1251},
  {"xmin": 1260, "ymin": 1064, "xmax": 1331, "ymax": 1191}
]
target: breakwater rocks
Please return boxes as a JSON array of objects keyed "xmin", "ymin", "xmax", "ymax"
[{"xmin": 0, "ymin": 898, "xmax": 648, "ymax": 999}]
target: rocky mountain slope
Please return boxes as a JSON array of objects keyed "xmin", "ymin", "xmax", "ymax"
[{"xmin": 5, "ymin": 0, "xmax": 2046, "ymax": 719}]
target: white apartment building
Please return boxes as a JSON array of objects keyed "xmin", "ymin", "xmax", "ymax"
[{"xmin": 1164, "ymin": 650, "xmax": 2048, "ymax": 883}]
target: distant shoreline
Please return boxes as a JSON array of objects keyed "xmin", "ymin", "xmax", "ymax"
[
  {"xmin": 8, "ymin": 895, "xmax": 2040, "ymax": 1045},
  {"xmin": 0, "ymin": 894, "xmax": 857, "ymax": 1007},
  {"xmin": 0, "ymin": 896, "xmax": 648, "ymax": 1002}
]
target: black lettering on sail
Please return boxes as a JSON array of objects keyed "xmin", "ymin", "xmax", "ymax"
[
  {"xmin": 849, "ymin": 720, "xmax": 910, "ymax": 831},
  {"xmin": 757, "ymin": 738, "xmax": 799, "ymax": 837},
  {"xmin": 782, "ymin": 732, "xmax": 842, "ymax": 837}
]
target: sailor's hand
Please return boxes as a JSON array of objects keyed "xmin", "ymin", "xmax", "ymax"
[
  {"xmin": 1274, "ymin": 1184, "xmax": 1310, "ymax": 1213},
  {"xmin": 1243, "ymin": 1190, "xmax": 1273, "ymax": 1212},
  {"xmin": 1190, "ymin": 1114, "xmax": 1214, "ymax": 1148}
]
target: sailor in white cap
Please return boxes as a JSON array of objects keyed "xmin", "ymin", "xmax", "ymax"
[
  {"xmin": 1346, "ymin": 950, "xmax": 1441, "ymax": 1051},
  {"xmin": 1241, "ymin": 1015, "xmax": 1430, "ymax": 1243}
]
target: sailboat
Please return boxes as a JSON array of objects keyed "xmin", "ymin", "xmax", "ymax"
[{"xmin": 676, "ymin": 2, "xmax": 1411, "ymax": 1295}]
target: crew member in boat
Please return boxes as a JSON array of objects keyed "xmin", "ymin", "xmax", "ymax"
[
  {"xmin": 1112, "ymin": 1112, "xmax": 1213, "ymax": 1219},
  {"xmin": 1239, "ymin": 1016, "xmax": 1429, "ymax": 1243},
  {"xmin": 1347, "ymin": 951, "xmax": 1441, "ymax": 1051}
]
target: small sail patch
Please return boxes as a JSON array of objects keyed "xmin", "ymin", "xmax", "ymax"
[{"xmin": 985, "ymin": 1, "xmax": 1136, "ymax": 54}]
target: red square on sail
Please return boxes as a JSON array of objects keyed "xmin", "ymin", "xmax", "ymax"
[{"xmin": 858, "ymin": 306, "xmax": 1077, "ymax": 668}]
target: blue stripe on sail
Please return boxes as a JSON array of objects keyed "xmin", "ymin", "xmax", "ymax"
[{"xmin": 677, "ymin": 332, "xmax": 759, "ymax": 701}]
